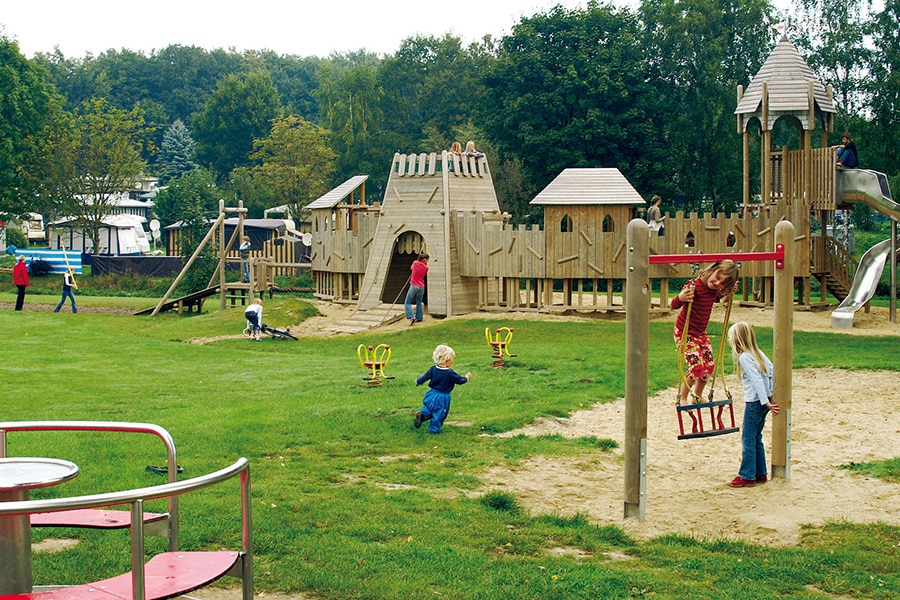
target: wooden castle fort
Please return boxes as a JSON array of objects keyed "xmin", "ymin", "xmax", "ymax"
[{"xmin": 306, "ymin": 35, "xmax": 855, "ymax": 323}]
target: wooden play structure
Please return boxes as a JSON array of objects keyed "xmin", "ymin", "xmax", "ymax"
[
  {"xmin": 307, "ymin": 39, "xmax": 870, "ymax": 326},
  {"xmin": 145, "ymin": 201, "xmax": 275, "ymax": 315}
]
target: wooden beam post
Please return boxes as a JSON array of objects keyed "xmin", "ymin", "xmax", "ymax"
[
  {"xmin": 771, "ymin": 221, "xmax": 794, "ymax": 480},
  {"xmin": 624, "ymin": 219, "xmax": 649, "ymax": 520}
]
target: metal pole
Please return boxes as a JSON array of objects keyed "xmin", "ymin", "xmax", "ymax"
[
  {"xmin": 624, "ymin": 219, "xmax": 649, "ymax": 520},
  {"xmin": 891, "ymin": 218, "xmax": 896, "ymax": 322}
]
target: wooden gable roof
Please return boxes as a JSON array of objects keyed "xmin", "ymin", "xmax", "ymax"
[
  {"xmin": 306, "ymin": 175, "xmax": 369, "ymax": 210},
  {"xmin": 529, "ymin": 168, "xmax": 644, "ymax": 207}
]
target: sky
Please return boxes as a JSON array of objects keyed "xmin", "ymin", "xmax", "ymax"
[
  {"xmin": 3, "ymin": 0, "xmax": 800, "ymax": 60},
  {"xmin": 2, "ymin": 0, "xmax": 601, "ymax": 59}
]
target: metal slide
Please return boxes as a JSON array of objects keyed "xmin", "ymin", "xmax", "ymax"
[{"xmin": 832, "ymin": 169, "xmax": 898, "ymax": 327}]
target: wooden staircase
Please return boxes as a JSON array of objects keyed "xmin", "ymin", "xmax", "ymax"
[
  {"xmin": 324, "ymin": 303, "xmax": 406, "ymax": 334},
  {"xmin": 817, "ymin": 235, "xmax": 856, "ymax": 302},
  {"xmin": 824, "ymin": 271, "xmax": 850, "ymax": 301}
]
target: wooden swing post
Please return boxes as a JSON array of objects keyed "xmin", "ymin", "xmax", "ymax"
[{"xmin": 625, "ymin": 219, "xmax": 794, "ymax": 521}]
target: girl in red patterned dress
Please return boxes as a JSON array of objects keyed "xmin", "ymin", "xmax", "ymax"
[{"xmin": 670, "ymin": 260, "xmax": 740, "ymax": 406}]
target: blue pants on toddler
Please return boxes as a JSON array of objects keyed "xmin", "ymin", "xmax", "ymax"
[{"xmin": 419, "ymin": 388, "xmax": 451, "ymax": 433}]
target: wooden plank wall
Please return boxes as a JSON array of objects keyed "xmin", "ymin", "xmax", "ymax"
[
  {"xmin": 544, "ymin": 206, "xmax": 632, "ymax": 280},
  {"xmin": 783, "ymin": 147, "xmax": 836, "ymax": 211},
  {"xmin": 310, "ymin": 148, "xmax": 832, "ymax": 312},
  {"xmin": 168, "ymin": 228, "xmax": 302, "ymax": 276}
]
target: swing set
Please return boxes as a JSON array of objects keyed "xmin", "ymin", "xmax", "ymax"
[
  {"xmin": 672, "ymin": 265, "xmax": 739, "ymax": 440},
  {"xmin": 626, "ymin": 219, "xmax": 794, "ymax": 521},
  {"xmin": 651, "ymin": 250, "xmax": 785, "ymax": 441}
]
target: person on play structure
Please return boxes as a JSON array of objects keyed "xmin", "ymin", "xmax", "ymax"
[
  {"xmin": 414, "ymin": 344, "xmax": 472, "ymax": 434},
  {"xmin": 244, "ymin": 297, "xmax": 263, "ymax": 341},
  {"xmin": 239, "ymin": 235, "xmax": 252, "ymax": 283},
  {"xmin": 670, "ymin": 260, "xmax": 740, "ymax": 406},
  {"xmin": 465, "ymin": 140, "xmax": 485, "ymax": 158},
  {"xmin": 53, "ymin": 268, "xmax": 78, "ymax": 313},
  {"xmin": 405, "ymin": 253, "xmax": 429, "ymax": 326},
  {"xmin": 727, "ymin": 322, "xmax": 780, "ymax": 488},
  {"xmin": 834, "ymin": 132, "xmax": 858, "ymax": 169},
  {"xmin": 647, "ymin": 195, "xmax": 665, "ymax": 236}
]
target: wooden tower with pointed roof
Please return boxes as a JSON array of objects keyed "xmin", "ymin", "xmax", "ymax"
[{"xmin": 735, "ymin": 33, "xmax": 837, "ymax": 205}]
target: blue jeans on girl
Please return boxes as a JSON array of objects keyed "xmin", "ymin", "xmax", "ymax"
[{"xmin": 738, "ymin": 401, "xmax": 769, "ymax": 481}]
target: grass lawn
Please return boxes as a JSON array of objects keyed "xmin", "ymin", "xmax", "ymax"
[{"xmin": 0, "ymin": 296, "xmax": 897, "ymax": 599}]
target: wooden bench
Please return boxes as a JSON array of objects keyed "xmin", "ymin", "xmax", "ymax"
[
  {"xmin": 0, "ymin": 458, "xmax": 252, "ymax": 600},
  {"xmin": 0, "ymin": 421, "xmax": 180, "ymax": 550}
]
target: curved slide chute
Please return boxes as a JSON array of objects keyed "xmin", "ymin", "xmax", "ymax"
[{"xmin": 832, "ymin": 169, "xmax": 898, "ymax": 327}]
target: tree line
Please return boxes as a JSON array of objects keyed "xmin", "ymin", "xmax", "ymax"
[{"xmin": 1, "ymin": 0, "xmax": 896, "ymax": 242}]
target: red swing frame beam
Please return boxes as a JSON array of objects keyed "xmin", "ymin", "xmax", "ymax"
[{"xmin": 649, "ymin": 246, "xmax": 785, "ymax": 268}]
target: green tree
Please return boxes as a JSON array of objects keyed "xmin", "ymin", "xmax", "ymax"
[
  {"xmin": 152, "ymin": 167, "xmax": 219, "ymax": 228},
  {"xmin": 30, "ymin": 98, "xmax": 147, "ymax": 253},
  {"xmin": 0, "ymin": 36, "xmax": 61, "ymax": 219},
  {"xmin": 480, "ymin": 3, "xmax": 667, "ymax": 196},
  {"xmin": 788, "ymin": 0, "xmax": 874, "ymax": 115},
  {"xmin": 378, "ymin": 35, "xmax": 493, "ymax": 145},
  {"xmin": 638, "ymin": 0, "xmax": 777, "ymax": 212},
  {"xmin": 318, "ymin": 60, "xmax": 388, "ymax": 198},
  {"xmin": 158, "ymin": 119, "xmax": 197, "ymax": 184},
  {"xmin": 866, "ymin": 0, "xmax": 900, "ymax": 177},
  {"xmin": 245, "ymin": 115, "xmax": 337, "ymax": 222},
  {"xmin": 192, "ymin": 69, "xmax": 283, "ymax": 181}
]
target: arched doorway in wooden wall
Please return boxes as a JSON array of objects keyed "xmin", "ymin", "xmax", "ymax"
[{"xmin": 381, "ymin": 231, "xmax": 427, "ymax": 305}]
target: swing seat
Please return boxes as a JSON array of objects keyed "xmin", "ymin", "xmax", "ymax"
[{"xmin": 676, "ymin": 398, "xmax": 740, "ymax": 440}]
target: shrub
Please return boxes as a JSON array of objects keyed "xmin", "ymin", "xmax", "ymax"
[
  {"xmin": 28, "ymin": 258, "xmax": 53, "ymax": 276},
  {"xmin": 5, "ymin": 227, "xmax": 28, "ymax": 249},
  {"xmin": 480, "ymin": 491, "xmax": 522, "ymax": 514}
]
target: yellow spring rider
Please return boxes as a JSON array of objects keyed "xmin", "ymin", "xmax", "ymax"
[
  {"xmin": 485, "ymin": 327, "xmax": 516, "ymax": 369},
  {"xmin": 357, "ymin": 344, "xmax": 394, "ymax": 387}
]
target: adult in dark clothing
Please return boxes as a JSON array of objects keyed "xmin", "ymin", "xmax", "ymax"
[
  {"xmin": 13, "ymin": 255, "xmax": 29, "ymax": 311},
  {"xmin": 836, "ymin": 133, "xmax": 858, "ymax": 168}
]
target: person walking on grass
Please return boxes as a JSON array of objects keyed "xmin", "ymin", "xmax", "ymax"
[
  {"xmin": 13, "ymin": 255, "xmax": 29, "ymax": 311},
  {"xmin": 405, "ymin": 253, "xmax": 429, "ymax": 326},
  {"xmin": 727, "ymin": 322, "xmax": 780, "ymax": 488},
  {"xmin": 414, "ymin": 344, "xmax": 471, "ymax": 434},
  {"xmin": 53, "ymin": 268, "xmax": 78, "ymax": 313}
]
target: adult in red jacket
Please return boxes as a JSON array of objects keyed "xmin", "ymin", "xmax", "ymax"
[
  {"xmin": 405, "ymin": 253, "xmax": 429, "ymax": 325},
  {"xmin": 13, "ymin": 255, "xmax": 29, "ymax": 311}
]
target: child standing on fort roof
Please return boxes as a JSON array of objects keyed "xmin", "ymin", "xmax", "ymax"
[
  {"xmin": 727, "ymin": 321, "xmax": 780, "ymax": 487},
  {"xmin": 671, "ymin": 260, "xmax": 739, "ymax": 406},
  {"xmin": 414, "ymin": 344, "xmax": 472, "ymax": 434},
  {"xmin": 465, "ymin": 141, "xmax": 484, "ymax": 158}
]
